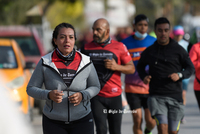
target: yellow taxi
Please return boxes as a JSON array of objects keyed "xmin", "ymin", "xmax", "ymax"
[{"xmin": 0, "ymin": 39, "xmax": 34, "ymax": 119}]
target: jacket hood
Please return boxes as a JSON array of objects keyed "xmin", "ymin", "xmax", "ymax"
[{"xmin": 41, "ymin": 50, "xmax": 91, "ymax": 73}]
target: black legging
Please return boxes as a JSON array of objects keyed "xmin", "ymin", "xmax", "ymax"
[
  {"xmin": 194, "ymin": 90, "xmax": 200, "ymax": 111},
  {"xmin": 42, "ymin": 113, "xmax": 94, "ymax": 134},
  {"xmin": 91, "ymin": 95, "xmax": 123, "ymax": 134}
]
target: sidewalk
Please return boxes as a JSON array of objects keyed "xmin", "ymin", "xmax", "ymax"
[{"xmin": 121, "ymin": 74, "xmax": 200, "ymax": 134}]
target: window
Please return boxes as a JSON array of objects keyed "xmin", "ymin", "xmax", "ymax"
[
  {"xmin": 0, "ymin": 46, "xmax": 18, "ymax": 69},
  {"xmin": 1, "ymin": 36, "xmax": 40, "ymax": 56}
]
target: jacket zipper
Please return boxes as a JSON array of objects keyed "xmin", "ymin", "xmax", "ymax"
[
  {"xmin": 65, "ymin": 61, "xmax": 92, "ymax": 123},
  {"xmin": 42, "ymin": 59, "xmax": 92, "ymax": 123},
  {"xmin": 67, "ymin": 90, "xmax": 70, "ymax": 123}
]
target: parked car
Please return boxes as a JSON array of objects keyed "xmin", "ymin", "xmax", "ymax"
[
  {"xmin": 0, "ymin": 25, "xmax": 47, "ymax": 114},
  {"xmin": 0, "ymin": 25, "xmax": 46, "ymax": 65},
  {"xmin": 0, "ymin": 39, "xmax": 34, "ymax": 120}
]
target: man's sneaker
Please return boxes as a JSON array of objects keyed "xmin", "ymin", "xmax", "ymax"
[
  {"xmin": 144, "ymin": 128, "xmax": 152, "ymax": 134},
  {"xmin": 145, "ymin": 132, "xmax": 152, "ymax": 134}
]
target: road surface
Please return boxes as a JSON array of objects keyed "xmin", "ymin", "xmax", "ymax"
[{"xmin": 31, "ymin": 74, "xmax": 200, "ymax": 134}]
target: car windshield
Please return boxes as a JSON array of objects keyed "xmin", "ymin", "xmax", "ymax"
[
  {"xmin": 1, "ymin": 37, "xmax": 40, "ymax": 56},
  {"xmin": 0, "ymin": 46, "xmax": 18, "ymax": 69}
]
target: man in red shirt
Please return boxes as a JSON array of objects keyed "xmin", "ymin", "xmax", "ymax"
[{"xmin": 81, "ymin": 18, "xmax": 135, "ymax": 134}]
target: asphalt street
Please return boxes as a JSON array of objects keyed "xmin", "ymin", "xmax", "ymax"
[{"xmin": 31, "ymin": 74, "xmax": 200, "ymax": 134}]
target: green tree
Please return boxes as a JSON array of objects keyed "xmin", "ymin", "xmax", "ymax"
[
  {"xmin": 0, "ymin": 0, "xmax": 40, "ymax": 25},
  {"xmin": 45, "ymin": 0, "xmax": 85, "ymax": 30}
]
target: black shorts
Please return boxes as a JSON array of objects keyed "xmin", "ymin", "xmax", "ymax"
[{"xmin": 126, "ymin": 93, "xmax": 149, "ymax": 110}]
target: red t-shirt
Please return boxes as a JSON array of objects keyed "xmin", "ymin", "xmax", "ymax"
[
  {"xmin": 189, "ymin": 42, "xmax": 200, "ymax": 91},
  {"xmin": 52, "ymin": 50, "xmax": 81, "ymax": 87},
  {"xmin": 81, "ymin": 40, "xmax": 132, "ymax": 97}
]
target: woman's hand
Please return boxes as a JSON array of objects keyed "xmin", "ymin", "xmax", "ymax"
[
  {"xmin": 49, "ymin": 90, "xmax": 64, "ymax": 103},
  {"xmin": 68, "ymin": 92, "xmax": 83, "ymax": 106}
]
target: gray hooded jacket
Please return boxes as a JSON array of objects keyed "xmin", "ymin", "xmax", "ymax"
[{"xmin": 27, "ymin": 50, "xmax": 100, "ymax": 122}]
